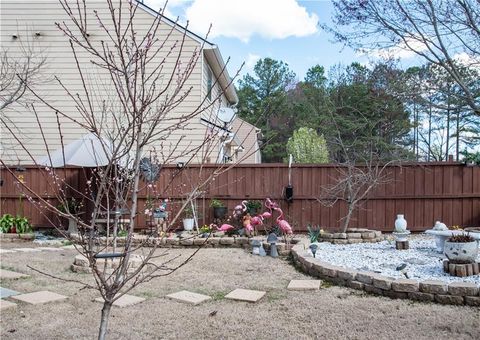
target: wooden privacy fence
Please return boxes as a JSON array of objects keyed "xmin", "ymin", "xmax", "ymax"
[{"xmin": 1, "ymin": 163, "xmax": 479, "ymax": 232}]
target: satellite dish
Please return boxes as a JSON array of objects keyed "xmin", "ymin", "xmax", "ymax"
[{"xmin": 217, "ymin": 107, "xmax": 236, "ymax": 125}]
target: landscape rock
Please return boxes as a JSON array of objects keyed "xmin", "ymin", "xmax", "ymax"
[
  {"xmin": 391, "ymin": 279, "xmax": 419, "ymax": 293},
  {"xmin": 419, "ymin": 280, "xmax": 448, "ymax": 294},
  {"xmin": 447, "ymin": 282, "xmax": 479, "ymax": 296}
]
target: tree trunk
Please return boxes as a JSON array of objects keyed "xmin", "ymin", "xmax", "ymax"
[
  {"xmin": 342, "ymin": 204, "xmax": 355, "ymax": 233},
  {"xmin": 98, "ymin": 301, "xmax": 112, "ymax": 340}
]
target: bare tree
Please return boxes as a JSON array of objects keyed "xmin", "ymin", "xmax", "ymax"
[
  {"xmin": 326, "ymin": 0, "xmax": 480, "ymax": 116},
  {"xmin": 0, "ymin": 39, "xmax": 45, "ymax": 113},
  {"xmin": 0, "ymin": 1, "xmax": 256, "ymax": 339},
  {"xmin": 318, "ymin": 114, "xmax": 396, "ymax": 232}
]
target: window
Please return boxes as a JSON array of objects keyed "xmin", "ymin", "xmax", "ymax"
[{"xmin": 207, "ymin": 67, "xmax": 213, "ymax": 101}]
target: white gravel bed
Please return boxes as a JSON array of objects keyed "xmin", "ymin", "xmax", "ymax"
[{"xmin": 314, "ymin": 235, "xmax": 480, "ymax": 285}]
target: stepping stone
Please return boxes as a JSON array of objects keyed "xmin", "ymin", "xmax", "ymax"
[
  {"xmin": 12, "ymin": 291, "xmax": 67, "ymax": 305},
  {"xmin": 0, "ymin": 299, "xmax": 17, "ymax": 310},
  {"xmin": 287, "ymin": 279, "xmax": 322, "ymax": 291},
  {"xmin": 37, "ymin": 247, "xmax": 62, "ymax": 251},
  {"xmin": 225, "ymin": 289, "xmax": 266, "ymax": 303},
  {"xmin": 0, "ymin": 287, "xmax": 20, "ymax": 298},
  {"xmin": 95, "ymin": 294, "xmax": 145, "ymax": 308},
  {"xmin": 61, "ymin": 245, "xmax": 76, "ymax": 249},
  {"xmin": 0, "ymin": 269, "xmax": 29, "ymax": 280},
  {"xmin": 166, "ymin": 290, "xmax": 211, "ymax": 305},
  {"xmin": 14, "ymin": 248, "xmax": 42, "ymax": 252},
  {"xmin": 0, "ymin": 249, "xmax": 16, "ymax": 254}
]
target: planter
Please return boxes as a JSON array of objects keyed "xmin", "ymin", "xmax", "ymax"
[
  {"xmin": 213, "ymin": 207, "xmax": 227, "ymax": 219},
  {"xmin": 444, "ymin": 240, "xmax": 479, "ymax": 264},
  {"xmin": 183, "ymin": 218, "xmax": 194, "ymax": 231}
]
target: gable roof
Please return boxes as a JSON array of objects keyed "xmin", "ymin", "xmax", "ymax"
[{"xmin": 137, "ymin": 1, "xmax": 238, "ymax": 104}]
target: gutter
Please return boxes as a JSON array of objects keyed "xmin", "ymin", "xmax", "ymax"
[{"xmin": 203, "ymin": 45, "xmax": 239, "ymax": 105}]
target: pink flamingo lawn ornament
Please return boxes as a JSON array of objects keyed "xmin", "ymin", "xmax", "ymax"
[
  {"xmin": 233, "ymin": 200, "xmax": 248, "ymax": 218},
  {"xmin": 217, "ymin": 223, "xmax": 234, "ymax": 232},
  {"xmin": 251, "ymin": 215, "xmax": 263, "ymax": 227},
  {"xmin": 276, "ymin": 207, "xmax": 292, "ymax": 235}
]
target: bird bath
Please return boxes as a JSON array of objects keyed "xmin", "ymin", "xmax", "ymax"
[{"xmin": 424, "ymin": 229, "xmax": 480, "ymax": 253}]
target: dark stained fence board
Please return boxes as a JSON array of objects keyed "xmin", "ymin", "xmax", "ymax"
[{"xmin": 1, "ymin": 163, "xmax": 479, "ymax": 232}]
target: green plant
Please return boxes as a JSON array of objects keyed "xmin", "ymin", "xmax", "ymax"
[
  {"xmin": 14, "ymin": 216, "xmax": 32, "ymax": 234},
  {"xmin": 245, "ymin": 200, "xmax": 262, "ymax": 214},
  {"xmin": 210, "ymin": 199, "xmax": 225, "ymax": 208},
  {"xmin": 183, "ymin": 206, "xmax": 194, "ymax": 218},
  {"xmin": 461, "ymin": 150, "xmax": 480, "ymax": 165},
  {"xmin": 307, "ymin": 224, "xmax": 322, "ymax": 243},
  {"xmin": 0, "ymin": 214, "xmax": 15, "ymax": 233},
  {"xmin": 58, "ymin": 197, "xmax": 83, "ymax": 215},
  {"xmin": 199, "ymin": 225, "xmax": 212, "ymax": 234},
  {"xmin": 117, "ymin": 230, "xmax": 128, "ymax": 237},
  {"xmin": 447, "ymin": 233, "xmax": 474, "ymax": 243},
  {"xmin": 286, "ymin": 127, "xmax": 329, "ymax": 163}
]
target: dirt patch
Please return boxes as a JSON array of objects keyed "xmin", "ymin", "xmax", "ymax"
[{"xmin": 1, "ymin": 242, "xmax": 479, "ymax": 339}]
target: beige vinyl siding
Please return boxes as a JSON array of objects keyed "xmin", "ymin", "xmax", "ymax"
[
  {"xmin": 1, "ymin": 0, "xmax": 210, "ymax": 164},
  {"xmin": 230, "ymin": 118, "xmax": 262, "ymax": 164}
]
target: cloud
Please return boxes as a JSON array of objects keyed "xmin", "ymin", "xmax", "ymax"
[
  {"xmin": 358, "ymin": 37, "xmax": 429, "ymax": 60},
  {"xmin": 453, "ymin": 52, "xmax": 480, "ymax": 69},
  {"xmin": 245, "ymin": 53, "xmax": 261, "ymax": 69},
  {"xmin": 183, "ymin": 0, "xmax": 319, "ymax": 42},
  {"xmin": 144, "ymin": 0, "xmax": 186, "ymax": 19}
]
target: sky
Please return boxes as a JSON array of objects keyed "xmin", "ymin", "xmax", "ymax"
[{"xmin": 144, "ymin": 0, "xmax": 370, "ymax": 81}]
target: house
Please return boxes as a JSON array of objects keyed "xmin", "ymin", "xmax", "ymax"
[
  {"xmin": 0, "ymin": 0, "xmax": 261, "ymax": 164},
  {"xmin": 226, "ymin": 117, "xmax": 262, "ymax": 163}
]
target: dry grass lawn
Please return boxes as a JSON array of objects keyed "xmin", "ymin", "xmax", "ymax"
[{"xmin": 1, "ymin": 241, "xmax": 479, "ymax": 340}]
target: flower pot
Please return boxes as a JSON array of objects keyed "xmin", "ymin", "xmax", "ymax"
[
  {"xmin": 394, "ymin": 214, "xmax": 407, "ymax": 233},
  {"xmin": 444, "ymin": 240, "xmax": 479, "ymax": 264},
  {"xmin": 183, "ymin": 218, "xmax": 194, "ymax": 231},
  {"xmin": 213, "ymin": 207, "xmax": 227, "ymax": 219}
]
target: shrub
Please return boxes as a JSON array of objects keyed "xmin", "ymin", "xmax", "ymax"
[
  {"xmin": 210, "ymin": 199, "xmax": 225, "ymax": 208},
  {"xmin": 286, "ymin": 127, "xmax": 329, "ymax": 163}
]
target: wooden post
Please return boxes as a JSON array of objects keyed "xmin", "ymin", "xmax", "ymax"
[{"xmin": 395, "ymin": 240, "xmax": 409, "ymax": 250}]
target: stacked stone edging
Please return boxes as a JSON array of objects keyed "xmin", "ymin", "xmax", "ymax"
[
  {"xmin": 318, "ymin": 229, "xmax": 384, "ymax": 244},
  {"xmin": 0, "ymin": 233, "xmax": 35, "ymax": 242},
  {"xmin": 290, "ymin": 240, "xmax": 480, "ymax": 306},
  {"xmin": 69, "ymin": 233, "xmax": 297, "ymax": 256}
]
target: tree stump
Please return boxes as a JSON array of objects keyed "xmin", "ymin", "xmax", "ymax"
[{"xmin": 395, "ymin": 240, "xmax": 409, "ymax": 250}]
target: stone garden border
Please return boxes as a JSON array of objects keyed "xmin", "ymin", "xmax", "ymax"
[
  {"xmin": 69, "ymin": 233, "xmax": 298, "ymax": 256},
  {"xmin": 318, "ymin": 228, "xmax": 383, "ymax": 244},
  {"xmin": 0, "ymin": 233, "xmax": 35, "ymax": 242},
  {"xmin": 290, "ymin": 239, "xmax": 480, "ymax": 307}
]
